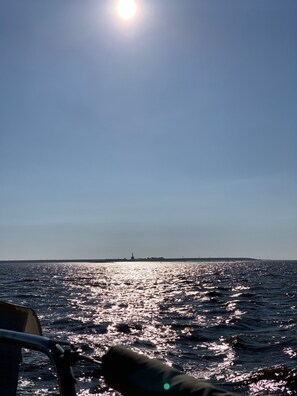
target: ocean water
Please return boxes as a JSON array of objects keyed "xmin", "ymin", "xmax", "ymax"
[{"xmin": 0, "ymin": 260, "xmax": 296, "ymax": 395}]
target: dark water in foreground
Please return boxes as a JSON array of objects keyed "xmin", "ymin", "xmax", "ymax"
[{"xmin": 0, "ymin": 260, "xmax": 297, "ymax": 395}]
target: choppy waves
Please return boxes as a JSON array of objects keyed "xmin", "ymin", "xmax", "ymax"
[{"xmin": 1, "ymin": 260, "xmax": 297, "ymax": 395}]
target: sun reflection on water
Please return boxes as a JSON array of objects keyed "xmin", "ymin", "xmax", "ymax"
[{"xmin": 3, "ymin": 260, "xmax": 296, "ymax": 395}]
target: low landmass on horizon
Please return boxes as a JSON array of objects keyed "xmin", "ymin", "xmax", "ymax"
[{"xmin": 0, "ymin": 256, "xmax": 268, "ymax": 264}]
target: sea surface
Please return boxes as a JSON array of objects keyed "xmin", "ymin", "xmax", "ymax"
[{"xmin": 0, "ymin": 260, "xmax": 296, "ymax": 395}]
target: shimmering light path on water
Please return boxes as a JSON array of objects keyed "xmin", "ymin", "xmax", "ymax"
[{"xmin": 0, "ymin": 260, "xmax": 296, "ymax": 395}]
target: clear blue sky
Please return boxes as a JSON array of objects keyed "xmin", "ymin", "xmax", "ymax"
[{"xmin": 1, "ymin": 0, "xmax": 296, "ymax": 260}]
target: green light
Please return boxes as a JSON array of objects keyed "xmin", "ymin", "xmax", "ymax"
[{"xmin": 164, "ymin": 383, "xmax": 170, "ymax": 391}]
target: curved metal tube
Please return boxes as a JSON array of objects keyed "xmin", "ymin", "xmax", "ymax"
[{"xmin": 0, "ymin": 329, "xmax": 76, "ymax": 396}]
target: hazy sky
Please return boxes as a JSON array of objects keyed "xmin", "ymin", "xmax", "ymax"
[{"xmin": 1, "ymin": 0, "xmax": 296, "ymax": 260}]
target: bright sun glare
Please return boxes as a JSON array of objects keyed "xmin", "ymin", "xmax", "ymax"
[{"xmin": 117, "ymin": 0, "xmax": 137, "ymax": 20}]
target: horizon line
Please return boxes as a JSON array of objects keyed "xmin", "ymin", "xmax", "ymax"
[{"xmin": 0, "ymin": 256, "xmax": 284, "ymax": 264}]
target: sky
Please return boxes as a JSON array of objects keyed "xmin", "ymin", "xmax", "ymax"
[{"xmin": 0, "ymin": 0, "xmax": 296, "ymax": 260}]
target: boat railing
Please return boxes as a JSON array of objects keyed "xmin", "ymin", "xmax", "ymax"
[{"xmin": 0, "ymin": 328, "xmax": 82, "ymax": 396}]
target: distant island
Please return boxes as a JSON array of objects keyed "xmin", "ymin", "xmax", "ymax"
[{"xmin": 0, "ymin": 257, "xmax": 258, "ymax": 264}]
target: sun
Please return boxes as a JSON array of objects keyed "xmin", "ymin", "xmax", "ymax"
[{"xmin": 117, "ymin": 0, "xmax": 137, "ymax": 20}]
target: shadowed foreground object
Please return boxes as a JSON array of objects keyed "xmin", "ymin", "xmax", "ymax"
[
  {"xmin": 0, "ymin": 302, "xmax": 42, "ymax": 396},
  {"xmin": 0, "ymin": 301, "xmax": 238, "ymax": 395},
  {"xmin": 102, "ymin": 345, "xmax": 238, "ymax": 396}
]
